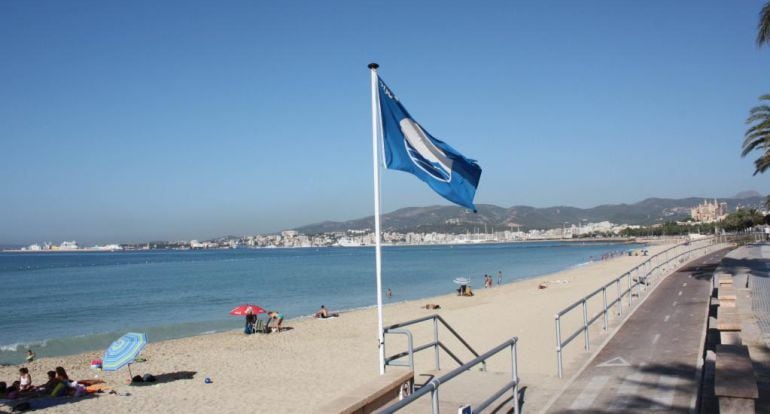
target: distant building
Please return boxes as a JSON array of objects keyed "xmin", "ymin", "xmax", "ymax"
[
  {"xmin": 690, "ymin": 199, "xmax": 728, "ymax": 223},
  {"xmin": 59, "ymin": 241, "xmax": 79, "ymax": 250}
]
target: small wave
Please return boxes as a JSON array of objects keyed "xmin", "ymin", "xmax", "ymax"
[
  {"xmin": 0, "ymin": 339, "xmax": 48, "ymax": 352},
  {"xmin": 571, "ymin": 261, "xmax": 593, "ymax": 268}
]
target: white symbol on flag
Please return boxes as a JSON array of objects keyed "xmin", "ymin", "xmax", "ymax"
[{"xmin": 399, "ymin": 118, "xmax": 453, "ymax": 183}]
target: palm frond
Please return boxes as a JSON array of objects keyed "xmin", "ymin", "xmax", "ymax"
[
  {"xmin": 759, "ymin": 2, "xmax": 770, "ymax": 46},
  {"xmin": 755, "ymin": 152, "xmax": 770, "ymax": 175},
  {"xmin": 748, "ymin": 104, "xmax": 770, "ymax": 115},
  {"xmin": 743, "ymin": 122, "xmax": 770, "ymax": 137},
  {"xmin": 747, "ymin": 113, "xmax": 770, "ymax": 125},
  {"xmin": 742, "ymin": 135, "xmax": 770, "ymax": 156}
]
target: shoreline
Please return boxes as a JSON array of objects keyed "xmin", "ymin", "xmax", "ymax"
[
  {"xmin": 0, "ymin": 244, "xmax": 643, "ymax": 366},
  {"xmin": 0, "ymin": 244, "xmax": 670, "ymax": 413},
  {"xmin": 0, "ymin": 237, "xmax": 642, "ymax": 253}
]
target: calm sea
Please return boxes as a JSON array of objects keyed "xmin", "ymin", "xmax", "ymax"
[{"xmin": 0, "ymin": 241, "xmax": 641, "ymax": 364}]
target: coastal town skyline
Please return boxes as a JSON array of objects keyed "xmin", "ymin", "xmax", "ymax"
[{"xmin": 5, "ymin": 193, "xmax": 762, "ymax": 248}]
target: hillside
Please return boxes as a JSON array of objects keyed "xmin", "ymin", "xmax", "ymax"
[{"xmin": 294, "ymin": 196, "xmax": 764, "ymax": 234}]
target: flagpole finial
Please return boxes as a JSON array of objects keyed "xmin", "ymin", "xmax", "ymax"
[{"xmin": 368, "ymin": 63, "xmax": 379, "ymax": 70}]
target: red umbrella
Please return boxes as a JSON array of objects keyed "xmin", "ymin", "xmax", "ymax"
[{"xmin": 229, "ymin": 304, "xmax": 266, "ymax": 316}]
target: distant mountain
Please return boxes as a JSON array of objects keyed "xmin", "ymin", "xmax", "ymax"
[
  {"xmin": 732, "ymin": 190, "xmax": 762, "ymax": 199},
  {"xmin": 294, "ymin": 196, "xmax": 765, "ymax": 234}
]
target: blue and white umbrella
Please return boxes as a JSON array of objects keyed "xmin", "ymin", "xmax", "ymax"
[{"xmin": 103, "ymin": 332, "xmax": 147, "ymax": 377}]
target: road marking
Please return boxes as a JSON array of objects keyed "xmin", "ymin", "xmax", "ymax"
[
  {"xmin": 597, "ymin": 356, "xmax": 630, "ymax": 367},
  {"xmin": 664, "ymin": 315, "xmax": 671, "ymax": 322},
  {"xmin": 569, "ymin": 375, "xmax": 610, "ymax": 410},
  {"xmin": 678, "ymin": 291, "xmax": 682, "ymax": 296},
  {"xmin": 682, "ymin": 282, "xmax": 687, "ymax": 287},
  {"xmin": 652, "ymin": 333, "xmax": 660, "ymax": 344},
  {"xmin": 650, "ymin": 374, "xmax": 680, "ymax": 408},
  {"xmin": 608, "ymin": 372, "xmax": 645, "ymax": 412}
]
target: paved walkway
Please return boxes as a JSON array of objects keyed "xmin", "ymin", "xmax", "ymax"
[{"xmin": 546, "ymin": 249, "xmax": 730, "ymax": 413}]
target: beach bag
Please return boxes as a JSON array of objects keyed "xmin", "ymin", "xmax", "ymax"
[{"xmin": 131, "ymin": 375, "xmax": 144, "ymax": 383}]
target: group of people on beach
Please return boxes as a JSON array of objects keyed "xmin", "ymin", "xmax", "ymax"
[
  {"xmin": 244, "ymin": 306, "xmax": 341, "ymax": 335},
  {"xmin": 1, "ymin": 365, "xmax": 80, "ymax": 400},
  {"xmin": 244, "ymin": 310, "xmax": 285, "ymax": 334},
  {"xmin": 483, "ymin": 271, "xmax": 503, "ymax": 288}
]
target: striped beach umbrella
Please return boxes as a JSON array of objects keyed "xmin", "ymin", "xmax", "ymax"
[{"xmin": 103, "ymin": 332, "xmax": 147, "ymax": 375}]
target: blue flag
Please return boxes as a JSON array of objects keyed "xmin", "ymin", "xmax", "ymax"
[{"xmin": 377, "ymin": 76, "xmax": 482, "ymax": 211}]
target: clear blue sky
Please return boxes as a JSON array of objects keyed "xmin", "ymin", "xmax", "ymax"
[{"xmin": 2, "ymin": 1, "xmax": 769, "ymax": 244}]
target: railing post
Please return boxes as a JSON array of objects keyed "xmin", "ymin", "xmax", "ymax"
[
  {"xmin": 431, "ymin": 386, "xmax": 439, "ymax": 414},
  {"xmin": 408, "ymin": 333, "xmax": 414, "ymax": 374},
  {"xmin": 555, "ymin": 314, "xmax": 563, "ymax": 378},
  {"xmin": 616, "ymin": 279, "xmax": 622, "ymax": 316},
  {"xmin": 433, "ymin": 316, "xmax": 440, "ymax": 371},
  {"xmin": 582, "ymin": 300, "xmax": 590, "ymax": 350},
  {"xmin": 382, "ymin": 330, "xmax": 387, "ymax": 373},
  {"xmin": 627, "ymin": 272, "xmax": 632, "ymax": 306},
  {"xmin": 602, "ymin": 286, "xmax": 608, "ymax": 330},
  {"xmin": 512, "ymin": 342, "xmax": 520, "ymax": 414}
]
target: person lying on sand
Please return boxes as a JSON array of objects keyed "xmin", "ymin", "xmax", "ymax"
[
  {"xmin": 314, "ymin": 305, "xmax": 340, "ymax": 319},
  {"xmin": 423, "ymin": 304, "xmax": 441, "ymax": 310}
]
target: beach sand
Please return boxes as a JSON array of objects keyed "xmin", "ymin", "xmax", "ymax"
[{"xmin": 0, "ymin": 244, "xmax": 673, "ymax": 413}]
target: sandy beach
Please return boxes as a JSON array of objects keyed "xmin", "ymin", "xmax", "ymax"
[{"xmin": 0, "ymin": 243, "xmax": 674, "ymax": 413}]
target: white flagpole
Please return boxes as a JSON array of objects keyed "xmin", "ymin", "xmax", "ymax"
[{"xmin": 368, "ymin": 62, "xmax": 385, "ymax": 375}]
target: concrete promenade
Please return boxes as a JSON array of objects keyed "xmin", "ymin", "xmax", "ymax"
[{"xmin": 545, "ymin": 249, "xmax": 731, "ymax": 413}]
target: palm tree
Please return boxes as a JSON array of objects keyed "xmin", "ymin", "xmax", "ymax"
[
  {"xmin": 742, "ymin": 94, "xmax": 770, "ymax": 175},
  {"xmin": 759, "ymin": 2, "xmax": 770, "ymax": 46}
]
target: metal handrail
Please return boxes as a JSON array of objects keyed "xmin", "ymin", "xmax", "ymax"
[
  {"xmin": 381, "ymin": 337, "xmax": 520, "ymax": 414},
  {"xmin": 554, "ymin": 237, "xmax": 724, "ymax": 377},
  {"xmin": 383, "ymin": 314, "xmax": 487, "ymax": 373}
]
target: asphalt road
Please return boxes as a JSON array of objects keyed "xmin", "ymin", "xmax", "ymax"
[{"xmin": 546, "ymin": 248, "xmax": 731, "ymax": 413}]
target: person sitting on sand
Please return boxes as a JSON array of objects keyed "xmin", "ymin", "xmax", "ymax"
[
  {"xmin": 19, "ymin": 368, "xmax": 33, "ymax": 392},
  {"xmin": 244, "ymin": 310, "xmax": 257, "ymax": 334},
  {"xmin": 37, "ymin": 371, "xmax": 58, "ymax": 394},
  {"xmin": 26, "ymin": 350, "xmax": 35, "ymax": 362},
  {"xmin": 267, "ymin": 311, "xmax": 284, "ymax": 332},
  {"xmin": 55, "ymin": 366, "xmax": 70, "ymax": 386}
]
